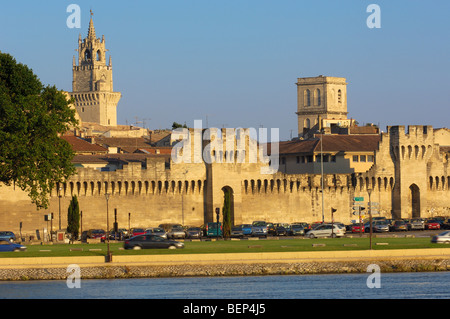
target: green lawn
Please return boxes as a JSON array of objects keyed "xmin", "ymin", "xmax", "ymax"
[{"xmin": 0, "ymin": 236, "xmax": 442, "ymax": 258}]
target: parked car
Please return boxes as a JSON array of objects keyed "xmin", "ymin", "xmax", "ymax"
[
  {"xmin": 431, "ymin": 231, "xmax": 450, "ymax": 244},
  {"xmin": 0, "ymin": 240, "xmax": 26, "ymax": 252},
  {"xmin": 442, "ymin": 219, "xmax": 450, "ymax": 230},
  {"xmin": 409, "ymin": 218, "xmax": 425, "ymax": 230},
  {"xmin": 145, "ymin": 227, "xmax": 167, "ymax": 239},
  {"xmin": 251, "ymin": 221, "xmax": 268, "ymax": 237},
  {"xmin": 274, "ymin": 225, "xmax": 287, "ymax": 236},
  {"xmin": 167, "ymin": 225, "xmax": 186, "ymax": 239},
  {"xmin": 351, "ymin": 223, "xmax": 365, "ymax": 233},
  {"xmin": 266, "ymin": 222, "xmax": 276, "ymax": 235},
  {"xmin": 306, "ymin": 224, "xmax": 345, "ymax": 238},
  {"xmin": 123, "ymin": 235, "xmax": 184, "ymax": 250},
  {"xmin": 230, "ymin": 226, "xmax": 244, "ymax": 238},
  {"xmin": 159, "ymin": 223, "xmax": 183, "ymax": 232},
  {"xmin": 288, "ymin": 224, "xmax": 305, "ymax": 236},
  {"xmin": 204, "ymin": 222, "xmax": 222, "ymax": 237},
  {"xmin": 240, "ymin": 224, "xmax": 253, "ymax": 236},
  {"xmin": 130, "ymin": 228, "xmax": 146, "ymax": 237},
  {"xmin": 392, "ymin": 220, "xmax": 408, "ymax": 232},
  {"xmin": 186, "ymin": 227, "xmax": 202, "ymax": 239},
  {"xmin": 87, "ymin": 229, "xmax": 106, "ymax": 239},
  {"xmin": 369, "ymin": 220, "xmax": 389, "ymax": 233},
  {"xmin": 425, "ymin": 219, "xmax": 441, "ymax": 230},
  {"xmin": 108, "ymin": 230, "xmax": 125, "ymax": 240},
  {"xmin": 292, "ymin": 222, "xmax": 309, "ymax": 232},
  {"xmin": 0, "ymin": 231, "xmax": 16, "ymax": 243}
]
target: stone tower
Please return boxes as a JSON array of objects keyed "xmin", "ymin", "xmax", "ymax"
[
  {"xmin": 70, "ymin": 11, "xmax": 121, "ymax": 126},
  {"xmin": 296, "ymin": 76, "xmax": 350, "ymax": 137}
]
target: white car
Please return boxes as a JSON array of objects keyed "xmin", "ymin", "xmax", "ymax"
[
  {"xmin": 306, "ymin": 224, "xmax": 345, "ymax": 238},
  {"xmin": 431, "ymin": 231, "xmax": 450, "ymax": 244}
]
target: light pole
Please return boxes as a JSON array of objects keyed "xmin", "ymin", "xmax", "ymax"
[
  {"xmin": 58, "ymin": 186, "xmax": 62, "ymax": 230},
  {"xmin": 105, "ymin": 193, "xmax": 112, "ymax": 262},
  {"xmin": 320, "ymin": 130, "xmax": 325, "ymax": 224},
  {"xmin": 368, "ymin": 188, "xmax": 373, "ymax": 250}
]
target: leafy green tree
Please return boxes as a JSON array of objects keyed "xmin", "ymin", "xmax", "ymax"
[
  {"xmin": 67, "ymin": 195, "xmax": 80, "ymax": 242},
  {"xmin": 172, "ymin": 121, "xmax": 188, "ymax": 130},
  {"xmin": 0, "ymin": 53, "xmax": 78, "ymax": 209}
]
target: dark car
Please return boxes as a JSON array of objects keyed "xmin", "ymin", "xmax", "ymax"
[
  {"xmin": 123, "ymin": 235, "xmax": 184, "ymax": 250},
  {"xmin": 87, "ymin": 229, "xmax": 106, "ymax": 239},
  {"xmin": 0, "ymin": 231, "xmax": 16, "ymax": 243},
  {"xmin": 274, "ymin": 226, "xmax": 287, "ymax": 236},
  {"xmin": 393, "ymin": 220, "xmax": 408, "ymax": 231},
  {"xmin": 0, "ymin": 240, "xmax": 26, "ymax": 252},
  {"xmin": 186, "ymin": 227, "xmax": 202, "ymax": 239},
  {"xmin": 288, "ymin": 224, "xmax": 305, "ymax": 236},
  {"xmin": 442, "ymin": 219, "xmax": 450, "ymax": 230}
]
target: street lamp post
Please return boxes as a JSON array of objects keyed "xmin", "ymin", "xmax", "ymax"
[
  {"xmin": 105, "ymin": 193, "xmax": 112, "ymax": 262},
  {"xmin": 58, "ymin": 186, "xmax": 62, "ymax": 230},
  {"xmin": 368, "ymin": 188, "xmax": 373, "ymax": 250}
]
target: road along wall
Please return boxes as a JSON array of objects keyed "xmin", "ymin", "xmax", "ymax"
[{"xmin": 0, "ymin": 248, "xmax": 449, "ymax": 280}]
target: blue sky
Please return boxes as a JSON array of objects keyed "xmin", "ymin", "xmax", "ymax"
[{"xmin": 1, "ymin": 0, "xmax": 449, "ymax": 140}]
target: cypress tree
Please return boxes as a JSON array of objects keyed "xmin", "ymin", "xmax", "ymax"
[{"xmin": 67, "ymin": 195, "xmax": 80, "ymax": 242}]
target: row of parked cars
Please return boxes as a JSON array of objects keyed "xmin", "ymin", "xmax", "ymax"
[
  {"xmin": 347, "ymin": 217, "xmax": 450, "ymax": 234},
  {"xmin": 82, "ymin": 216, "xmax": 450, "ymax": 243}
]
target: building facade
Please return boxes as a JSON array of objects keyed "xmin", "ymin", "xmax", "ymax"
[{"xmin": 0, "ymin": 19, "xmax": 449, "ymax": 236}]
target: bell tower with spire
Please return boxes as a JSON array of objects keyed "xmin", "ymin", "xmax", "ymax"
[{"xmin": 70, "ymin": 11, "xmax": 121, "ymax": 126}]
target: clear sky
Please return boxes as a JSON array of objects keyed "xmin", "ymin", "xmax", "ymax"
[{"xmin": 1, "ymin": 0, "xmax": 449, "ymax": 140}]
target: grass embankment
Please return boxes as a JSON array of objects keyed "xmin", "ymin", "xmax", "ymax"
[{"xmin": 0, "ymin": 236, "xmax": 440, "ymax": 258}]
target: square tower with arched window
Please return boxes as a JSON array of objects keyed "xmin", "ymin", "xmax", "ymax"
[
  {"xmin": 296, "ymin": 76, "xmax": 349, "ymax": 137},
  {"xmin": 70, "ymin": 12, "xmax": 121, "ymax": 127}
]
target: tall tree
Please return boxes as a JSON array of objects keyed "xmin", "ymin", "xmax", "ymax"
[
  {"xmin": 0, "ymin": 53, "xmax": 78, "ymax": 209},
  {"xmin": 67, "ymin": 195, "xmax": 80, "ymax": 242},
  {"xmin": 222, "ymin": 188, "xmax": 232, "ymax": 239}
]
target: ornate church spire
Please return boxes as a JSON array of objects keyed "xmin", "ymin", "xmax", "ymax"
[{"xmin": 87, "ymin": 10, "xmax": 96, "ymax": 39}]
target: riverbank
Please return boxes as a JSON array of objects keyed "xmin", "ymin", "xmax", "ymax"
[{"xmin": 0, "ymin": 248, "xmax": 449, "ymax": 281}]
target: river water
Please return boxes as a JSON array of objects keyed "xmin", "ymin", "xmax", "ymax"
[{"xmin": 0, "ymin": 271, "xmax": 449, "ymax": 299}]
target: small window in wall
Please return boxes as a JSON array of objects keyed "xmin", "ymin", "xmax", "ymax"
[
  {"xmin": 368, "ymin": 155, "xmax": 374, "ymax": 162},
  {"xmin": 338, "ymin": 89, "xmax": 342, "ymax": 104},
  {"xmin": 296, "ymin": 156, "xmax": 300, "ymax": 164},
  {"xmin": 307, "ymin": 155, "xmax": 313, "ymax": 163},
  {"xmin": 360, "ymin": 155, "xmax": 366, "ymax": 162},
  {"xmin": 330, "ymin": 155, "xmax": 336, "ymax": 162},
  {"xmin": 353, "ymin": 155, "xmax": 359, "ymax": 162}
]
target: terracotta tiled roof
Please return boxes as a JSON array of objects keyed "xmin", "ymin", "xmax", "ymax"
[
  {"xmin": 72, "ymin": 153, "xmax": 170, "ymax": 165},
  {"xmin": 61, "ymin": 135, "xmax": 108, "ymax": 154},
  {"xmin": 277, "ymin": 134, "xmax": 381, "ymax": 155}
]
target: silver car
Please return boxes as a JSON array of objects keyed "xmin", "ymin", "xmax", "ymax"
[
  {"xmin": 145, "ymin": 227, "xmax": 167, "ymax": 239},
  {"xmin": 431, "ymin": 231, "xmax": 450, "ymax": 244},
  {"xmin": 409, "ymin": 218, "xmax": 425, "ymax": 230},
  {"xmin": 167, "ymin": 226, "xmax": 186, "ymax": 239},
  {"xmin": 306, "ymin": 224, "xmax": 345, "ymax": 238}
]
